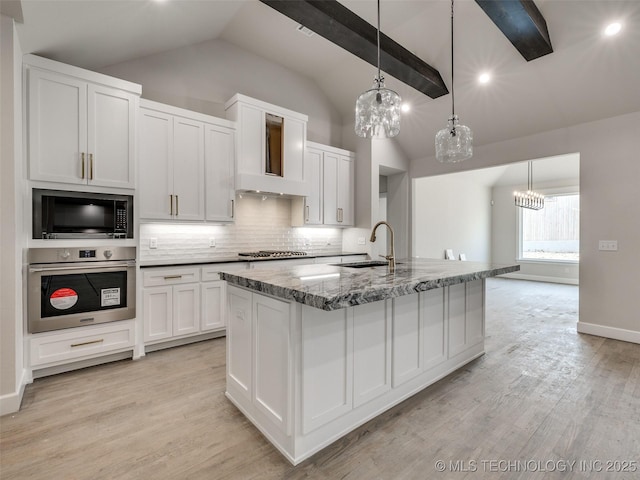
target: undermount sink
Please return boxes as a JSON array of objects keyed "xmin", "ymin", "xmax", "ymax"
[{"xmin": 335, "ymin": 260, "xmax": 390, "ymax": 268}]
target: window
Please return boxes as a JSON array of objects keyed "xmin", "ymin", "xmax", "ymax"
[{"xmin": 519, "ymin": 193, "xmax": 579, "ymax": 262}]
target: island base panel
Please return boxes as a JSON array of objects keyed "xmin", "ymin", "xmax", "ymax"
[{"xmin": 225, "ymin": 279, "xmax": 486, "ymax": 465}]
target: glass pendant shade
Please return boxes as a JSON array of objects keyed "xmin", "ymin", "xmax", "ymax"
[
  {"xmin": 435, "ymin": 0, "xmax": 472, "ymax": 163},
  {"xmin": 355, "ymin": 78, "xmax": 402, "ymax": 138},
  {"xmin": 435, "ymin": 115, "xmax": 473, "ymax": 163}
]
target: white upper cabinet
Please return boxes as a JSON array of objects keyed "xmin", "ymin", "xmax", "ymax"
[
  {"xmin": 139, "ymin": 102, "xmax": 204, "ymax": 221},
  {"xmin": 205, "ymin": 124, "xmax": 236, "ymax": 222},
  {"xmin": 139, "ymin": 99, "xmax": 235, "ymax": 223},
  {"xmin": 26, "ymin": 55, "xmax": 140, "ymax": 189},
  {"xmin": 172, "ymin": 117, "xmax": 205, "ymax": 221},
  {"xmin": 225, "ymin": 94, "xmax": 308, "ymax": 196},
  {"xmin": 293, "ymin": 141, "xmax": 354, "ymax": 227},
  {"xmin": 299, "ymin": 147, "xmax": 323, "ymax": 225}
]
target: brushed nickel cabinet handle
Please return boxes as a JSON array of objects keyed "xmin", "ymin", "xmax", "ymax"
[
  {"xmin": 175, "ymin": 195, "xmax": 179, "ymax": 216},
  {"xmin": 71, "ymin": 339, "xmax": 104, "ymax": 348},
  {"xmin": 231, "ymin": 199, "xmax": 235, "ymax": 218},
  {"xmin": 306, "ymin": 205, "xmax": 310, "ymax": 222},
  {"xmin": 81, "ymin": 152, "xmax": 85, "ymax": 179},
  {"xmin": 89, "ymin": 153, "xmax": 94, "ymax": 180},
  {"xmin": 163, "ymin": 275, "xmax": 183, "ymax": 280},
  {"xmin": 170, "ymin": 195, "xmax": 174, "ymax": 215}
]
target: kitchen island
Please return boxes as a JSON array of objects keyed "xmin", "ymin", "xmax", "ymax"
[{"xmin": 219, "ymin": 258, "xmax": 519, "ymax": 465}]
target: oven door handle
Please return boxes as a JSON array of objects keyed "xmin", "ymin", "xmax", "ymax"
[{"xmin": 29, "ymin": 261, "xmax": 135, "ymax": 273}]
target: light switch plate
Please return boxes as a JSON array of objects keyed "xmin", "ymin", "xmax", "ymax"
[
  {"xmin": 599, "ymin": 240, "xmax": 618, "ymax": 251},
  {"xmin": 149, "ymin": 238, "xmax": 157, "ymax": 249},
  {"xmin": 209, "ymin": 238, "xmax": 216, "ymax": 247}
]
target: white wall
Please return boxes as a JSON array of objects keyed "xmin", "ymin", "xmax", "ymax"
[
  {"xmin": 492, "ymin": 179, "xmax": 580, "ymax": 284},
  {"xmin": 0, "ymin": 14, "xmax": 25, "ymax": 414},
  {"xmin": 99, "ymin": 38, "xmax": 343, "ymax": 147},
  {"xmin": 411, "ymin": 111, "xmax": 640, "ymax": 344},
  {"xmin": 412, "ymin": 175, "xmax": 492, "ymax": 262},
  {"xmin": 341, "ymin": 130, "xmax": 411, "ymax": 258}
]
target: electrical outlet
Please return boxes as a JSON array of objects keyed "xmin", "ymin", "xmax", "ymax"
[
  {"xmin": 357, "ymin": 237, "xmax": 366, "ymax": 245},
  {"xmin": 149, "ymin": 238, "xmax": 157, "ymax": 249},
  {"xmin": 209, "ymin": 238, "xmax": 216, "ymax": 247},
  {"xmin": 598, "ymin": 240, "xmax": 618, "ymax": 251}
]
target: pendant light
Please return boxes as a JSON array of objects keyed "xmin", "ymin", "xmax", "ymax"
[
  {"xmin": 514, "ymin": 161, "xmax": 545, "ymax": 210},
  {"xmin": 435, "ymin": 0, "xmax": 473, "ymax": 163},
  {"xmin": 355, "ymin": 0, "xmax": 401, "ymax": 138}
]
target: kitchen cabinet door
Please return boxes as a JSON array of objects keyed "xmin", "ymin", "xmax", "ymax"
[
  {"xmin": 283, "ymin": 117, "xmax": 305, "ymax": 183},
  {"xmin": 28, "ymin": 67, "xmax": 137, "ymax": 188},
  {"xmin": 304, "ymin": 148, "xmax": 323, "ymax": 225},
  {"xmin": 205, "ymin": 124, "xmax": 236, "ymax": 222},
  {"xmin": 337, "ymin": 155, "xmax": 354, "ymax": 226},
  {"xmin": 143, "ymin": 286, "xmax": 173, "ymax": 343},
  {"xmin": 173, "ymin": 283, "xmax": 200, "ymax": 337},
  {"xmin": 201, "ymin": 280, "xmax": 226, "ymax": 332},
  {"xmin": 322, "ymin": 152, "xmax": 340, "ymax": 226},
  {"xmin": 172, "ymin": 117, "xmax": 205, "ymax": 221},
  {"xmin": 87, "ymin": 84, "xmax": 136, "ymax": 188},
  {"xmin": 28, "ymin": 68, "xmax": 88, "ymax": 185},
  {"xmin": 139, "ymin": 109, "xmax": 173, "ymax": 220},
  {"xmin": 227, "ymin": 285, "xmax": 253, "ymax": 402}
]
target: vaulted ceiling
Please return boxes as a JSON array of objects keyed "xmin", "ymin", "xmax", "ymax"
[{"xmin": 9, "ymin": 0, "xmax": 640, "ymax": 161}]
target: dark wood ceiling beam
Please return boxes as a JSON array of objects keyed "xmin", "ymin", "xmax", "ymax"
[
  {"xmin": 259, "ymin": 0, "xmax": 449, "ymax": 99},
  {"xmin": 475, "ymin": 0, "xmax": 553, "ymax": 61}
]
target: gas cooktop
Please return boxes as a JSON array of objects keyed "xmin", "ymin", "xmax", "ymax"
[{"xmin": 238, "ymin": 250, "xmax": 308, "ymax": 258}]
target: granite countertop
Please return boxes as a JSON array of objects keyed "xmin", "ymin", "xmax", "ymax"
[
  {"xmin": 139, "ymin": 252, "xmax": 366, "ymax": 268},
  {"xmin": 220, "ymin": 258, "xmax": 520, "ymax": 310}
]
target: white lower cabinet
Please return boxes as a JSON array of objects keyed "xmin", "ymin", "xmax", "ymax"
[
  {"xmin": 227, "ymin": 285, "xmax": 253, "ymax": 401},
  {"xmin": 173, "ymin": 284, "xmax": 201, "ymax": 337},
  {"xmin": 253, "ymin": 294, "xmax": 291, "ymax": 433},
  {"xmin": 142, "ymin": 281, "xmax": 201, "ymax": 342},
  {"xmin": 142, "ymin": 263, "xmax": 247, "ymax": 348},
  {"xmin": 29, "ymin": 320, "xmax": 135, "ymax": 369},
  {"xmin": 201, "ymin": 280, "xmax": 226, "ymax": 331},
  {"xmin": 225, "ymin": 278, "xmax": 487, "ymax": 465}
]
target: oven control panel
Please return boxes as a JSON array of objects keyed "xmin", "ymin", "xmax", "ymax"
[{"xmin": 28, "ymin": 247, "xmax": 136, "ymax": 264}]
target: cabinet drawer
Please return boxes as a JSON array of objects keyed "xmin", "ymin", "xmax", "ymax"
[
  {"xmin": 202, "ymin": 262, "xmax": 248, "ymax": 281},
  {"xmin": 30, "ymin": 321, "xmax": 135, "ymax": 367},
  {"xmin": 143, "ymin": 267, "xmax": 200, "ymax": 287}
]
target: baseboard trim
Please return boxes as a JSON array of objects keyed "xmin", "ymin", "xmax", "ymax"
[
  {"xmin": 0, "ymin": 368, "xmax": 28, "ymax": 416},
  {"xmin": 577, "ymin": 322, "xmax": 640, "ymax": 345},
  {"xmin": 504, "ymin": 273, "xmax": 579, "ymax": 285}
]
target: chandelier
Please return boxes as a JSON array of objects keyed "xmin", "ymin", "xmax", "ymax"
[
  {"xmin": 514, "ymin": 161, "xmax": 545, "ymax": 210},
  {"xmin": 435, "ymin": 0, "xmax": 473, "ymax": 163},
  {"xmin": 355, "ymin": 0, "xmax": 401, "ymax": 138}
]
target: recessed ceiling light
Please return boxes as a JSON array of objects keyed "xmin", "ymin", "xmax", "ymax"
[
  {"xmin": 401, "ymin": 103, "xmax": 411, "ymax": 113},
  {"xmin": 478, "ymin": 72, "xmax": 491, "ymax": 84},
  {"xmin": 604, "ymin": 22, "xmax": 622, "ymax": 36}
]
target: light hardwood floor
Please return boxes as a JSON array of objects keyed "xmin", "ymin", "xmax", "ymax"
[{"xmin": 1, "ymin": 278, "xmax": 639, "ymax": 479}]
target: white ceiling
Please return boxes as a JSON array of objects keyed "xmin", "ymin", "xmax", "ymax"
[{"xmin": 9, "ymin": 0, "xmax": 640, "ymax": 161}]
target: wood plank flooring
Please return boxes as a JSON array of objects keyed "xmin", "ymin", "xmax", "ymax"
[{"xmin": 1, "ymin": 278, "xmax": 639, "ymax": 479}]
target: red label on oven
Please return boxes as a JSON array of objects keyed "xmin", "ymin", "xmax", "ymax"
[{"xmin": 50, "ymin": 288, "xmax": 78, "ymax": 310}]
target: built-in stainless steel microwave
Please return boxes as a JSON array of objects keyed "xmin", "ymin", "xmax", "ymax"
[{"xmin": 33, "ymin": 189, "xmax": 133, "ymax": 239}]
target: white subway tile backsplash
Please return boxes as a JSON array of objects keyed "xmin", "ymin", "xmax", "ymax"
[{"xmin": 139, "ymin": 195, "xmax": 343, "ymax": 261}]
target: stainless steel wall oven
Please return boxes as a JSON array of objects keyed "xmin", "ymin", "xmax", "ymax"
[{"xmin": 28, "ymin": 247, "xmax": 136, "ymax": 333}]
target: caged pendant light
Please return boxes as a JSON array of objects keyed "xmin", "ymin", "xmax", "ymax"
[
  {"xmin": 355, "ymin": 0, "xmax": 401, "ymax": 138},
  {"xmin": 435, "ymin": 0, "xmax": 473, "ymax": 163},
  {"xmin": 514, "ymin": 161, "xmax": 545, "ymax": 210}
]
